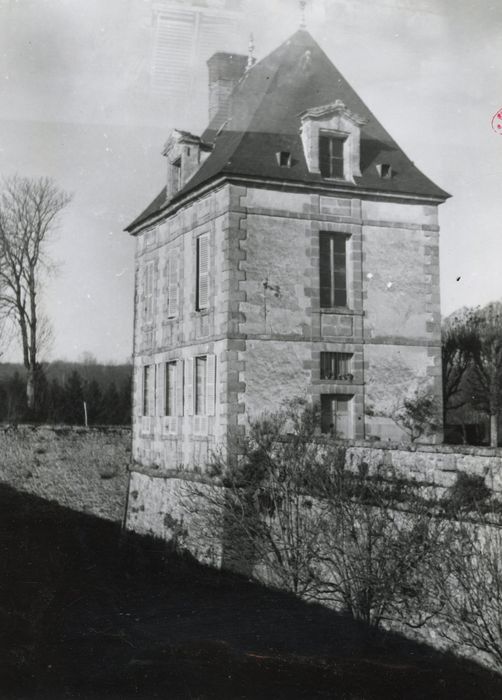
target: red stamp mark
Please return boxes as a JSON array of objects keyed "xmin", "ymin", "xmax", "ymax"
[{"xmin": 492, "ymin": 109, "xmax": 502, "ymax": 134}]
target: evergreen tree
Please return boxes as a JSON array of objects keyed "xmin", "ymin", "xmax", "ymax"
[
  {"xmin": 4, "ymin": 372, "xmax": 27, "ymax": 423},
  {"xmin": 32, "ymin": 365, "xmax": 50, "ymax": 422},
  {"xmin": 100, "ymin": 381, "xmax": 121, "ymax": 425},
  {"xmin": 64, "ymin": 370, "xmax": 85, "ymax": 425},
  {"xmin": 0, "ymin": 382, "xmax": 6, "ymax": 422},
  {"xmin": 47, "ymin": 377, "xmax": 65, "ymax": 423},
  {"xmin": 119, "ymin": 375, "xmax": 132, "ymax": 425},
  {"xmin": 84, "ymin": 379, "xmax": 103, "ymax": 425}
]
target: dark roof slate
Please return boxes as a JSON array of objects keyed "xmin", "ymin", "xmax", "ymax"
[{"xmin": 127, "ymin": 30, "xmax": 449, "ymax": 232}]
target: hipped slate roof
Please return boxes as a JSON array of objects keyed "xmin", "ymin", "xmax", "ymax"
[{"xmin": 127, "ymin": 30, "xmax": 449, "ymax": 232}]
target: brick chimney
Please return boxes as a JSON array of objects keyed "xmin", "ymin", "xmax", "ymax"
[{"xmin": 207, "ymin": 52, "xmax": 247, "ymax": 123}]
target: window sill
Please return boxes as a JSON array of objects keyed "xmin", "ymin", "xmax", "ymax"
[
  {"xmin": 320, "ymin": 307, "xmax": 362, "ymax": 316},
  {"xmin": 319, "ymin": 379, "xmax": 355, "ymax": 384}
]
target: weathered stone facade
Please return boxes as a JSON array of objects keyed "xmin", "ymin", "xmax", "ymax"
[{"xmin": 132, "ymin": 182, "xmax": 442, "ymax": 472}]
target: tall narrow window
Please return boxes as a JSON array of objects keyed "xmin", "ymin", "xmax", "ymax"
[
  {"xmin": 196, "ymin": 234, "xmax": 209, "ymax": 311},
  {"xmin": 144, "ymin": 262, "xmax": 155, "ymax": 322},
  {"xmin": 142, "ymin": 365, "xmax": 151, "ymax": 416},
  {"xmin": 320, "ymin": 233, "xmax": 348, "ymax": 308},
  {"xmin": 165, "ymin": 361, "xmax": 177, "ymax": 416},
  {"xmin": 319, "ymin": 134, "xmax": 346, "ymax": 179},
  {"xmin": 195, "ymin": 356, "xmax": 207, "ymax": 415},
  {"xmin": 166, "ymin": 254, "xmax": 179, "ymax": 318},
  {"xmin": 320, "ymin": 352, "xmax": 353, "ymax": 380},
  {"xmin": 321, "ymin": 394, "xmax": 352, "ymax": 438}
]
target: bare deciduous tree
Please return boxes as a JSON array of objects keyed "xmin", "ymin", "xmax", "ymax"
[
  {"xmin": 441, "ymin": 313, "xmax": 479, "ymax": 417},
  {"xmin": 389, "ymin": 388, "xmax": 441, "ymax": 443},
  {"xmin": 183, "ymin": 399, "xmax": 342, "ymax": 598},
  {"xmin": 466, "ymin": 303, "xmax": 502, "ymax": 448},
  {"xmin": 0, "ymin": 175, "xmax": 71, "ymax": 409},
  {"xmin": 182, "ymin": 399, "xmax": 450, "ymax": 632},
  {"xmin": 436, "ymin": 509, "xmax": 502, "ymax": 669},
  {"xmin": 313, "ymin": 473, "xmax": 449, "ymax": 629}
]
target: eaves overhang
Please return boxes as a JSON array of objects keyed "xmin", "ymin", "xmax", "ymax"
[{"xmin": 125, "ymin": 172, "xmax": 451, "ymax": 237}]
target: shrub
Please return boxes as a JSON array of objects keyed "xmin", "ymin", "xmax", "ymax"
[{"xmin": 447, "ymin": 471, "xmax": 491, "ymax": 512}]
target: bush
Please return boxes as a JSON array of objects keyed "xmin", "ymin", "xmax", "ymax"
[{"xmin": 448, "ymin": 471, "xmax": 491, "ymax": 512}]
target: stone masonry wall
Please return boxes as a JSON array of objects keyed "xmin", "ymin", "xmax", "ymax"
[
  {"xmin": 131, "ymin": 182, "xmax": 443, "ymax": 471},
  {"xmin": 132, "ymin": 185, "xmax": 234, "ymax": 471},
  {"xmin": 127, "ymin": 441, "xmax": 502, "ymax": 547},
  {"xmin": 362, "ymin": 199, "xmax": 442, "ymax": 441},
  {"xmin": 229, "ymin": 185, "xmax": 440, "ymax": 443}
]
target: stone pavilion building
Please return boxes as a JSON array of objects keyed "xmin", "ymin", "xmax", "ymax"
[{"xmin": 125, "ymin": 28, "xmax": 449, "ymax": 475}]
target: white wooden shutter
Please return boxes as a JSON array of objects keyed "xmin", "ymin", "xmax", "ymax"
[
  {"xmin": 168, "ymin": 253, "xmax": 178, "ymax": 318},
  {"xmin": 185, "ymin": 358, "xmax": 194, "ymax": 416},
  {"xmin": 206, "ymin": 354, "xmax": 216, "ymax": 416},
  {"xmin": 163, "ymin": 259, "xmax": 169, "ymax": 312},
  {"xmin": 148, "ymin": 365, "xmax": 155, "ymax": 416},
  {"xmin": 176, "ymin": 360, "xmax": 184, "ymax": 416},
  {"xmin": 144, "ymin": 262, "xmax": 155, "ymax": 321},
  {"xmin": 197, "ymin": 234, "xmax": 209, "ymax": 310},
  {"xmin": 156, "ymin": 363, "xmax": 164, "ymax": 416},
  {"xmin": 138, "ymin": 366, "xmax": 144, "ymax": 416}
]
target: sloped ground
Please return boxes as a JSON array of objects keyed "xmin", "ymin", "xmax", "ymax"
[
  {"xmin": 1, "ymin": 483, "xmax": 502, "ymax": 700},
  {"xmin": 0, "ymin": 425, "xmax": 130, "ymax": 520}
]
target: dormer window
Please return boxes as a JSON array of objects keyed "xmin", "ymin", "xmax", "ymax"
[
  {"xmin": 300, "ymin": 100, "xmax": 366, "ymax": 184},
  {"xmin": 163, "ymin": 129, "xmax": 213, "ymax": 199},
  {"xmin": 319, "ymin": 134, "xmax": 346, "ymax": 179},
  {"xmin": 377, "ymin": 163, "xmax": 393, "ymax": 179},
  {"xmin": 277, "ymin": 151, "xmax": 292, "ymax": 167}
]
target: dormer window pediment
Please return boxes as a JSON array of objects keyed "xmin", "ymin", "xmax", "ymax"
[{"xmin": 300, "ymin": 100, "xmax": 366, "ymax": 183}]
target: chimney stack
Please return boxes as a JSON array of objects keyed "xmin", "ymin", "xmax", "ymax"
[{"xmin": 207, "ymin": 52, "xmax": 247, "ymax": 123}]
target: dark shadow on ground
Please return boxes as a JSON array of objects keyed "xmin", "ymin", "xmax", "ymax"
[{"xmin": 0, "ymin": 482, "xmax": 501, "ymax": 699}]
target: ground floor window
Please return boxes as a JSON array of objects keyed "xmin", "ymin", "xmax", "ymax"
[
  {"xmin": 195, "ymin": 356, "xmax": 207, "ymax": 416},
  {"xmin": 165, "ymin": 361, "xmax": 177, "ymax": 416},
  {"xmin": 142, "ymin": 365, "xmax": 152, "ymax": 416},
  {"xmin": 321, "ymin": 394, "xmax": 353, "ymax": 438}
]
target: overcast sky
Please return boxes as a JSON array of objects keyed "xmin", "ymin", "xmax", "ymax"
[{"xmin": 1, "ymin": 0, "xmax": 501, "ymax": 362}]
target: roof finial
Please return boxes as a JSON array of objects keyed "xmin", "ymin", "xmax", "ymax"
[
  {"xmin": 299, "ymin": 0, "xmax": 307, "ymax": 29},
  {"xmin": 246, "ymin": 33, "xmax": 256, "ymax": 71}
]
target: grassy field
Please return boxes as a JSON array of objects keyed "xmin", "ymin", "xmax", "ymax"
[
  {"xmin": 0, "ymin": 425, "xmax": 129, "ymax": 520},
  {"xmin": 1, "ymin": 483, "xmax": 502, "ymax": 699}
]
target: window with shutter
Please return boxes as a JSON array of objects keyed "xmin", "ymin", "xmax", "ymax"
[
  {"xmin": 142, "ymin": 365, "xmax": 151, "ymax": 416},
  {"xmin": 195, "ymin": 356, "xmax": 207, "ymax": 416},
  {"xmin": 165, "ymin": 361, "xmax": 177, "ymax": 416},
  {"xmin": 155, "ymin": 363, "xmax": 163, "ymax": 416},
  {"xmin": 176, "ymin": 360, "xmax": 184, "ymax": 416},
  {"xmin": 196, "ymin": 234, "xmax": 209, "ymax": 311},
  {"xmin": 320, "ymin": 232, "xmax": 348, "ymax": 308},
  {"xmin": 185, "ymin": 358, "xmax": 194, "ymax": 416},
  {"xmin": 144, "ymin": 262, "xmax": 155, "ymax": 322},
  {"xmin": 167, "ymin": 253, "xmax": 179, "ymax": 318},
  {"xmin": 206, "ymin": 354, "xmax": 216, "ymax": 416}
]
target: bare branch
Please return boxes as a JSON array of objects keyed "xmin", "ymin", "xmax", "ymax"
[{"xmin": 0, "ymin": 175, "xmax": 72, "ymax": 409}]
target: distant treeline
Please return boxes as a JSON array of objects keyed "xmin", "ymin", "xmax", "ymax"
[{"xmin": 0, "ymin": 362, "xmax": 132, "ymax": 425}]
